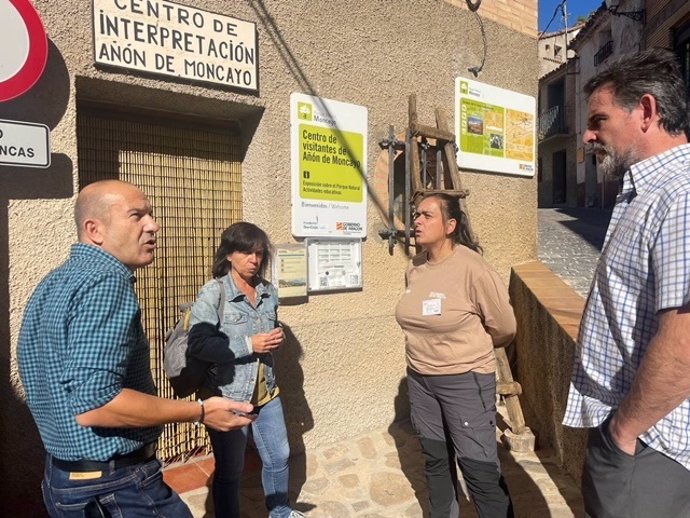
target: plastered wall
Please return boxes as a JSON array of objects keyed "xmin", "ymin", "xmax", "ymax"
[{"xmin": 0, "ymin": 0, "xmax": 537, "ymax": 510}]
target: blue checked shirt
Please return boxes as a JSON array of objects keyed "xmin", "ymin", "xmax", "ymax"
[
  {"xmin": 18, "ymin": 244, "xmax": 161, "ymax": 461},
  {"xmin": 565, "ymin": 144, "xmax": 690, "ymax": 469}
]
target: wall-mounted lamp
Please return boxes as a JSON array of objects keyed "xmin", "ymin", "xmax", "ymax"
[{"xmin": 608, "ymin": 2, "xmax": 645, "ymax": 22}]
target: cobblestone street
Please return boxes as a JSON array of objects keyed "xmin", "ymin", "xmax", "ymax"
[
  {"xmin": 181, "ymin": 407, "xmax": 584, "ymax": 518},
  {"xmin": 537, "ymin": 208, "xmax": 612, "ymax": 297}
]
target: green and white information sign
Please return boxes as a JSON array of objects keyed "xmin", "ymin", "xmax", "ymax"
[
  {"xmin": 455, "ymin": 77, "xmax": 536, "ymax": 177},
  {"xmin": 291, "ymin": 93, "xmax": 368, "ymax": 237}
]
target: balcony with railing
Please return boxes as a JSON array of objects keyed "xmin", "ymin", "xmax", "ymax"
[
  {"xmin": 538, "ymin": 105, "xmax": 567, "ymax": 141},
  {"xmin": 594, "ymin": 40, "xmax": 614, "ymax": 66}
]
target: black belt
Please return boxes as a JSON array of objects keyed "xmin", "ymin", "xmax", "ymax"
[{"xmin": 51, "ymin": 443, "xmax": 157, "ymax": 472}]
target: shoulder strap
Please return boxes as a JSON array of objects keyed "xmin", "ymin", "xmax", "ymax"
[{"xmin": 216, "ymin": 278, "xmax": 226, "ymax": 322}]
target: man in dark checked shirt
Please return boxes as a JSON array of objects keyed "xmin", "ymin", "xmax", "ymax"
[{"xmin": 18, "ymin": 180, "xmax": 255, "ymax": 517}]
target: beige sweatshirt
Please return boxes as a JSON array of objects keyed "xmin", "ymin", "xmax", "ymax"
[{"xmin": 395, "ymin": 245, "xmax": 516, "ymax": 375}]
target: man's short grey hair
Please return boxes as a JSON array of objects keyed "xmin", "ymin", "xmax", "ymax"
[{"xmin": 584, "ymin": 48, "xmax": 689, "ymax": 136}]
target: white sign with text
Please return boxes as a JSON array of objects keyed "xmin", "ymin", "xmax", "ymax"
[
  {"xmin": 0, "ymin": 119, "xmax": 50, "ymax": 168},
  {"xmin": 290, "ymin": 93, "xmax": 368, "ymax": 238},
  {"xmin": 455, "ymin": 77, "xmax": 536, "ymax": 176},
  {"xmin": 93, "ymin": 0, "xmax": 258, "ymax": 91},
  {"xmin": 307, "ymin": 239, "xmax": 362, "ymax": 292}
]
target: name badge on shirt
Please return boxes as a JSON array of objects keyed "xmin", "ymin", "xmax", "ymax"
[{"xmin": 422, "ymin": 298, "xmax": 442, "ymax": 316}]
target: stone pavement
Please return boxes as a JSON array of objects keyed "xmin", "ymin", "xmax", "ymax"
[
  {"xmin": 538, "ymin": 208, "xmax": 612, "ymax": 297},
  {"xmin": 178, "ymin": 403, "xmax": 584, "ymax": 518}
]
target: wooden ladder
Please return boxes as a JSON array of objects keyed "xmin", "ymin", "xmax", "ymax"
[{"xmin": 379, "ymin": 94, "xmax": 534, "ymax": 451}]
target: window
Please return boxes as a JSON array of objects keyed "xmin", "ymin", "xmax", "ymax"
[
  {"xmin": 598, "ymin": 29, "xmax": 611, "ymax": 47},
  {"xmin": 552, "ymin": 151, "xmax": 567, "ymax": 204},
  {"xmin": 594, "ymin": 29, "xmax": 613, "ymax": 66}
]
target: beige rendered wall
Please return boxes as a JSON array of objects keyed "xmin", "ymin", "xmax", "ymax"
[{"xmin": 1, "ymin": 0, "xmax": 537, "ymax": 509}]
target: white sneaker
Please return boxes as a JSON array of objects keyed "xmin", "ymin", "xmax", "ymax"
[{"xmin": 289, "ymin": 512, "xmax": 306, "ymax": 518}]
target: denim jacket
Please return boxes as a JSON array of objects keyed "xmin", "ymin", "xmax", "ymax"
[{"xmin": 189, "ymin": 273, "xmax": 279, "ymax": 401}]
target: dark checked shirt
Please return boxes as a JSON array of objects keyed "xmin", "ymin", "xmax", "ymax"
[
  {"xmin": 18, "ymin": 244, "xmax": 161, "ymax": 461},
  {"xmin": 565, "ymin": 144, "xmax": 690, "ymax": 469}
]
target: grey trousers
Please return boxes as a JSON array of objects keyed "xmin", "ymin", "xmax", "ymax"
[
  {"xmin": 407, "ymin": 368, "xmax": 513, "ymax": 518},
  {"xmin": 583, "ymin": 416, "xmax": 690, "ymax": 518}
]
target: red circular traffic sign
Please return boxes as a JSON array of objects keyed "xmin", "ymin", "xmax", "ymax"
[{"xmin": 0, "ymin": 0, "xmax": 48, "ymax": 102}]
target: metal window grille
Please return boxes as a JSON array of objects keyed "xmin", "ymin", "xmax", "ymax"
[
  {"xmin": 594, "ymin": 40, "xmax": 614, "ymax": 66},
  {"xmin": 77, "ymin": 108, "xmax": 242, "ymax": 462}
]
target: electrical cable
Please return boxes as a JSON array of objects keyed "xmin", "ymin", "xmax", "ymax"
[
  {"xmin": 539, "ymin": 0, "xmax": 566, "ymax": 37},
  {"xmin": 467, "ymin": 8, "xmax": 487, "ymax": 77}
]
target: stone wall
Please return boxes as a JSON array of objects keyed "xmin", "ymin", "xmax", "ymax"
[{"xmin": 509, "ymin": 261, "xmax": 588, "ymax": 483}]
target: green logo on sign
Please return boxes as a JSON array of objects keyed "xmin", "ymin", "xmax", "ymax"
[
  {"xmin": 460, "ymin": 81, "xmax": 469, "ymax": 95},
  {"xmin": 298, "ymin": 102, "xmax": 313, "ymax": 120}
]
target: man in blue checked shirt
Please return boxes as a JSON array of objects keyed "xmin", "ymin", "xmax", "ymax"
[
  {"xmin": 564, "ymin": 49, "xmax": 690, "ymax": 518},
  {"xmin": 18, "ymin": 180, "xmax": 255, "ymax": 518}
]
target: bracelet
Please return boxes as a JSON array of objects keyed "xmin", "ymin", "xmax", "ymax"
[{"xmin": 196, "ymin": 399, "xmax": 205, "ymax": 426}]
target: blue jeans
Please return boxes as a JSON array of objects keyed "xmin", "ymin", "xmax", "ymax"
[
  {"xmin": 208, "ymin": 396, "xmax": 292, "ymax": 518},
  {"xmin": 42, "ymin": 456, "xmax": 192, "ymax": 518}
]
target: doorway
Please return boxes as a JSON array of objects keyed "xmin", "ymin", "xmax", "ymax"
[
  {"xmin": 552, "ymin": 150, "xmax": 567, "ymax": 205},
  {"xmin": 77, "ymin": 106, "xmax": 242, "ymax": 461}
]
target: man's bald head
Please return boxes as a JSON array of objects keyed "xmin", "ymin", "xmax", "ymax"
[
  {"xmin": 75, "ymin": 180, "xmax": 136, "ymax": 240},
  {"xmin": 74, "ymin": 180, "xmax": 159, "ymax": 269}
]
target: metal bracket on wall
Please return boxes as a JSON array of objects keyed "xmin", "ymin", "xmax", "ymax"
[
  {"xmin": 608, "ymin": 4, "xmax": 645, "ymax": 23},
  {"xmin": 378, "ymin": 94, "xmax": 473, "ymax": 255}
]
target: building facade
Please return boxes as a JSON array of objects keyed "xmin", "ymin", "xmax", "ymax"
[
  {"xmin": 570, "ymin": 0, "xmax": 645, "ymax": 208},
  {"xmin": 538, "ymin": 24, "xmax": 581, "ymax": 207},
  {"xmin": 0, "ymin": 0, "xmax": 538, "ymax": 511},
  {"xmin": 538, "ymin": 0, "xmax": 648, "ymax": 208}
]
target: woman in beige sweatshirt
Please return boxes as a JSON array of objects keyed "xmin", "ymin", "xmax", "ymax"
[{"xmin": 395, "ymin": 192, "xmax": 516, "ymax": 518}]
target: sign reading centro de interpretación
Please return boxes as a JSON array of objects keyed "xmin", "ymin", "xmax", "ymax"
[
  {"xmin": 93, "ymin": 0, "xmax": 258, "ymax": 91},
  {"xmin": 290, "ymin": 93, "xmax": 368, "ymax": 238}
]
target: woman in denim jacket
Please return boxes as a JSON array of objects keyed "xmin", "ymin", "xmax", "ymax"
[{"xmin": 188, "ymin": 222, "xmax": 303, "ymax": 518}]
